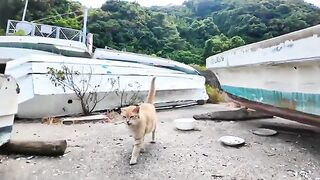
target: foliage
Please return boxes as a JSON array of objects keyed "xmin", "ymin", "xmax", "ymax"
[
  {"xmin": 1, "ymin": 0, "xmax": 319, "ymax": 64},
  {"xmin": 113, "ymin": 77, "xmax": 143, "ymax": 107},
  {"xmin": 203, "ymin": 34, "xmax": 245, "ymax": 60},
  {"xmin": 189, "ymin": 64, "xmax": 207, "ymax": 71},
  {"xmin": 47, "ymin": 65, "xmax": 143, "ymax": 114},
  {"xmin": 0, "ymin": 28, "xmax": 5, "ymax": 36}
]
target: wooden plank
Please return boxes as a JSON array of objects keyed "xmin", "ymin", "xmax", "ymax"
[{"xmin": 61, "ymin": 114, "xmax": 110, "ymax": 124}]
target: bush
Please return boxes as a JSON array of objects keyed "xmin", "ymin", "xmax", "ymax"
[{"xmin": 205, "ymin": 84, "xmax": 224, "ymax": 103}]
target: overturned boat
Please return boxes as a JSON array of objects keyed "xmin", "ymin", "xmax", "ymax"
[
  {"xmin": 0, "ymin": 74, "xmax": 19, "ymax": 146},
  {"xmin": 0, "ymin": 20, "xmax": 208, "ymax": 119},
  {"xmin": 206, "ymin": 25, "xmax": 320, "ymax": 126}
]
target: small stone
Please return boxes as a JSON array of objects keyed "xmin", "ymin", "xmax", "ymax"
[
  {"xmin": 252, "ymin": 128, "xmax": 278, "ymax": 136},
  {"xmin": 202, "ymin": 153, "xmax": 209, "ymax": 157},
  {"xmin": 218, "ymin": 136, "xmax": 245, "ymax": 147},
  {"xmin": 212, "ymin": 174, "xmax": 224, "ymax": 178},
  {"xmin": 27, "ymin": 156, "xmax": 34, "ymax": 160}
]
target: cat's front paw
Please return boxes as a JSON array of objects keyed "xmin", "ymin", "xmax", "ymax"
[
  {"xmin": 140, "ymin": 147, "xmax": 145, "ymax": 153},
  {"xmin": 129, "ymin": 159, "xmax": 137, "ymax": 165}
]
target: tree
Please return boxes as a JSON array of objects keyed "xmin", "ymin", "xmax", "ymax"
[
  {"xmin": 47, "ymin": 65, "xmax": 115, "ymax": 115},
  {"xmin": 1, "ymin": 0, "xmax": 319, "ymax": 65},
  {"xmin": 203, "ymin": 34, "xmax": 245, "ymax": 61}
]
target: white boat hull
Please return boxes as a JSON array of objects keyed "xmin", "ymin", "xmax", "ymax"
[
  {"xmin": 0, "ymin": 75, "xmax": 19, "ymax": 146},
  {"xmin": 0, "ymin": 20, "xmax": 208, "ymax": 119},
  {"xmin": 1, "ymin": 50, "xmax": 207, "ymax": 119},
  {"xmin": 206, "ymin": 24, "xmax": 320, "ymax": 117}
]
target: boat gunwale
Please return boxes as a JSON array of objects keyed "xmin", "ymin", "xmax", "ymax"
[
  {"xmin": 207, "ymin": 56, "xmax": 320, "ymax": 70},
  {"xmin": 206, "ymin": 24, "xmax": 320, "ymax": 61}
]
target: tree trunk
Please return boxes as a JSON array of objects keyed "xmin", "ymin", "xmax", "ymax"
[
  {"xmin": 80, "ymin": 98, "xmax": 90, "ymax": 115},
  {"xmin": 193, "ymin": 108, "xmax": 273, "ymax": 121}
]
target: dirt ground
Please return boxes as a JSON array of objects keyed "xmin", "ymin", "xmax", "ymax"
[{"xmin": 0, "ymin": 104, "xmax": 319, "ymax": 180}]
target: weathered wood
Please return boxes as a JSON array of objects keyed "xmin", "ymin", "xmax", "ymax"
[
  {"xmin": 0, "ymin": 140, "xmax": 67, "ymax": 156},
  {"xmin": 62, "ymin": 114, "xmax": 110, "ymax": 125},
  {"xmin": 193, "ymin": 108, "xmax": 273, "ymax": 121},
  {"xmin": 225, "ymin": 92, "xmax": 320, "ymax": 127}
]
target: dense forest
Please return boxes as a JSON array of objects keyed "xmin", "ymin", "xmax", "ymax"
[{"xmin": 0, "ymin": 0, "xmax": 319, "ymax": 65}]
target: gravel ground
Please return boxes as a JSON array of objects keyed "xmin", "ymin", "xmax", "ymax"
[{"xmin": 0, "ymin": 104, "xmax": 319, "ymax": 180}]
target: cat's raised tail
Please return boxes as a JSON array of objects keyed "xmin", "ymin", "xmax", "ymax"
[{"xmin": 146, "ymin": 77, "xmax": 156, "ymax": 104}]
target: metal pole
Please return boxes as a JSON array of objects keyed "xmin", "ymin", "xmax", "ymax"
[
  {"xmin": 22, "ymin": 0, "xmax": 29, "ymax": 21},
  {"xmin": 82, "ymin": 8, "xmax": 88, "ymax": 43}
]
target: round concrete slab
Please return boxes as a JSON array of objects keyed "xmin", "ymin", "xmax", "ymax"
[
  {"xmin": 252, "ymin": 128, "xmax": 278, "ymax": 136},
  {"xmin": 218, "ymin": 136, "xmax": 245, "ymax": 146}
]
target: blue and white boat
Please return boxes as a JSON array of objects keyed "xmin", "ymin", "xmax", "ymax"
[{"xmin": 206, "ymin": 25, "xmax": 320, "ymax": 125}]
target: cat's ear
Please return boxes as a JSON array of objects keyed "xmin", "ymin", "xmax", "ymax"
[{"xmin": 133, "ymin": 106, "xmax": 140, "ymax": 114}]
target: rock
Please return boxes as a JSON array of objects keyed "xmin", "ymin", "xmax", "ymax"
[
  {"xmin": 218, "ymin": 136, "xmax": 245, "ymax": 147},
  {"xmin": 253, "ymin": 128, "xmax": 278, "ymax": 136},
  {"xmin": 26, "ymin": 156, "xmax": 34, "ymax": 160},
  {"xmin": 196, "ymin": 69, "xmax": 221, "ymax": 90},
  {"xmin": 202, "ymin": 153, "xmax": 209, "ymax": 157}
]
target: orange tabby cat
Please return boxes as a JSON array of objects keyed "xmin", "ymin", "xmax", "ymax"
[{"xmin": 120, "ymin": 77, "xmax": 157, "ymax": 165}]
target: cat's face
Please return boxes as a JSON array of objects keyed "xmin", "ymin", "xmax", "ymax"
[{"xmin": 120, "ymin": 106, "xmax": 140, "ymax": 126}]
